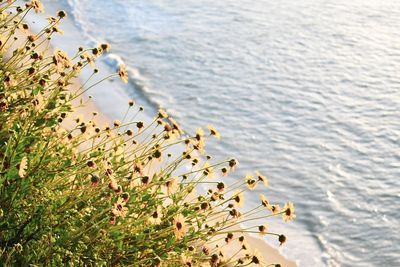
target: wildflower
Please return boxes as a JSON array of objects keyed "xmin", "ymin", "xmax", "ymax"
[
  {"xmin": 225, "ymin": 233, "xmax": 234, "ymax": 244},
  {"xmin": 228, "ymin": 158, "xmax": 237, "ymax": 170},
  {"xmin": 221, "ymin": 167, "xmax": 228, "ymax": 176},
  {"xmin": 169, "ymin": 118, "xmax": 183, "ymax": 135},
  {"xmin": 18, "ymin": 23, "xmax": 29, "ymax": 32},
  {"xmin": 81, "ymin": 51, "xmax": 95, "ymax": 67},
  {"xmin": 28, "ymin": 35, "xmax": 37, "ymax": 42},
  {"xmin": 202, "ymin": 246, "xmax": 210, "ymax": 255},
  {"xmin": 113, "ymin": 120, "xmax": 121, "ymax": 127},
  {"xmin": 210, "ymin": 254, "xmax": 220, "ymax": 267},
  {"xmin": 195, "ymin": 127, "xmax": 204, "ymax": 141},
  {"xmin": 90, "ymin": 174, "xmax": 99, "ymax": 187},
  {"xmin": 180, "ymin": 254, "xmax": 193, "ymax": 267},
  {"xmin": 87, "ymin": 160, "xmax": 96, "ymax": 168},
  {"xmin": 32, "ymin": 93, "xmax": 43, "ymax": 111},
  {"xmin": 256, "ymin": 171, "xmax": 268, "ymax": 187},
  {"xmin": 53, "ymin": 48, "xmax": 72, "ymax": 72},
  {"xmin": 153, "ymin": 149, "xmax": 162, "ymax": 161},
  {"xmin": 282, "ymin": 202, "xmax": 296, "ymax": 222},
  {"xmin": 109, "ymin": 215, "xmax": 116, "ymax": 225},
  {"xmin": 52, "ymin": 25, "xmax": 64, "ymax": 35},
  {"xmin": 200, "ymin": 202, "xmax": 209, "ymax": 212},
  {"xmin": 161, "ymin": 123, "xmax": 171, "ymax": 134},
  {"xmin": 229, "ymin": 208, "xmax": 241, "ymax": 219},
  {"xmin": 47, "ymin": 16, "xmax": 57, "ymax": 23},
  {"xmin": 245, "ymin": 174, "xmax": 257, "ymax": 190},
  {"xmin": 203, "ymin": 162, "xmax": 214, "ymax": 178},
  {"xmin": 133, "ymin": 161, "xmax": 144, "ymax": 175},
  {"xmin": 173, "ymin": 214, "xmax": 187, "ymax": 240},
  {"xmin": 136, "ymin": 121, "xmax": 144, "ymax": 131},
  {"xmin": 251, "ymin": 250, "xmax": 264, "ymax": 265},
  {"xmin": 118, "ymin": 64, "xmax": 128, "ymax": 83},
  {"xmin": 259, "ymin": 194, "xmax": 269, "ymax": 207},
  {"xmin": 269, "ymin": 204, "xmax": 281, "ymax": 215},
  {"xmin": 100, "ymin": 43, "xmax": 110, "ymax": 52},
  {"xmin": 217, "ymin": 182, "xmax": 225, "ymax": 192},
  {"xmin": 158, "ymin": 109, "xmax": 168, "ymax": 119},
  {"xmin": 258, "ymin": 224, "xmax": 268, "ymax": 236},
  {"xmin": 233, "ymin": 191, "xmax": 244, "ymax": 207},
  {"xmin": 207, "ymin": 124, "xmax": 221, "ymax": 139},
  {"xmin": 278, "ymin": 234, "xmax": 286, "ymax": 246},
  {"xmin": 18, "ymin": 157, "xmax": 27, "ymax": 178},
  {"xmin": 121, "ymin": 192, "xmax": 130, "ymax": 202},
  {"xmin": 4, "ymin": 73, "xmax": 17, "ymax": 88},
  {"xmin": 148, "ymin": 206, "xmax": 163, "ymax": 225},
  {"xmin": 111, "ymin": 198, "xmax": 128, "ymax": 218},
  {"xmin": 57, "ymin": 10, "xmax": 67, "ymax": 18},
  {"xmin": 211, "ymin": 191, "xmax": 219, "ymax": 202},
  {"xmin": 108, "ymin": 176, "xmax": 119, "ymax": 191},
  {"xmin": 241, "ymin": 241, "xmax": 249, "ymax": 250},
  {"xmin": 141, "ymin": 176, "xmax": 151, "ymax": 187},
  {"xmin": 121, "ymin": 129, "xmax": 131, "ymax": 137},
  {"xmin": 165, "ymin": 177, "xmax": 179, "ymax": 195}
]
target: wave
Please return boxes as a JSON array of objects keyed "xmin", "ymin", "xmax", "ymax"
[{"xmin": 63, "ymin": 0, "xmax": 163, "ymax": 113}]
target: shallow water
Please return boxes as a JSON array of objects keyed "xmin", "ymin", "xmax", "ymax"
[{"xmin": 34, "ymin": 0, "xmax": 400, "ymax": 266}]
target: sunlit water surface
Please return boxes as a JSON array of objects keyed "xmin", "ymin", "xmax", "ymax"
[{"xmin": 33, "ymin": 0, "xmax": 400, "ymax": 266}]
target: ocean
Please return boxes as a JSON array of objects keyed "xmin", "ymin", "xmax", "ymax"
[{"xmin": 24, "ymin": 0, "xmax": 400, "ymax": 266}]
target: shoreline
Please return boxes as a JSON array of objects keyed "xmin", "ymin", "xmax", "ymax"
[{"xmin": 13, "ymin": 11, "xmax": 297, "ymax": 267}]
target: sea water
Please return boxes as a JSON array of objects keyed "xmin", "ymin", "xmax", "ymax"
[{"xmin": 25, "ymin": 0, "xmax": 400, "ymax": 266}]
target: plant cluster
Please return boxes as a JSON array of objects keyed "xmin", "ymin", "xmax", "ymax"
[{"xmin": 0, "ymin": 1, "xmax": 295, "ymax": 266}]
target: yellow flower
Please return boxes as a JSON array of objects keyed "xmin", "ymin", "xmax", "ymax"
[
  {"xmin": 3, "ymin": 72, "xmax": 17, "ymax": 88},
  {"xmin": 259, "ymin": 194, "xmax": 269, "ymax": 207},
  {"xmin": 158, "ymin": 109, "xmax": 168, "ymax": 119},
  {"xmin": 282, "ymin": 202, "xmax": 296, "ymax": 222},
  {"xmin": 28, "ymin": 0, "xmax": 44, "ymax": 13},
  {"xmin": 100, "ymin": 43, "xmax": 111, "ymax": 52},
  {"xmin": 228, "ymin": 158, "xmax": 238, "ymax": 170},
  {"xmin": 173, "ymin": 214, "xmax": 187, "ymax": 240},
  {"xmin": 32, "ymin": 93, "xmax": 43, "ymax": 112},
  {"xmin": 118, "ymin": 64, "xmax": 128, "ymax": 83},
  {"xmin": 169, "ymin": 118, "xmax": 183, "ymax": 135},
  {"xmin": 207, "ymin": 124, "xmax": 220, "ymax": 139},
  {"xmin": 180, "ymin": 254, "xmax": 193, "ymax": 266},
  {"xmin": 148, "ymin": 206, "xmax": 163, "ymax": 225},
  {"xmin": 18, "ymin": 157, "xmax": 28, "ymax": 178},
  {"xmin": 53, "ymin": 48, "xmax": 72, "ymax": 72},
  {"xmin": 165, "ymin": 177, "xmax": 179, "ymax": 195},
  {"xmin": 225, "ymin": 232, "xmax": 234, "ymax": 244},
  {"xmin": 111, "ymin": 198, "xmax": 128, "ymax": 218},
  {"xmin": 245, "ymin": 174, "xmax": 257, "ymax": 190},
  {"xmin": 81, "ymin": 51, "xmax": 95, "ymax": 67},
  {"xmin": 256, "ymin": 171, "xmax": 268, "ymax": 187},
  {"xmin": 258, "ymin": 224, "xmax": 268, "ymax": 236},
  {"xmin": 203, "ymin": 162, "xmax": 214, "ymax": 178},
  {"xmin": 196, "ymin": 127, "xmax": 204, "ymax": 141},
  {"xmin": 268, "ymin": 204, "xmax": 281, "ymax": 215},
  {"xmin": 233, "ymin": 191, "xmax": 244, "ymax": 207},
  {"xmin": 251, "ymin": 249, "xmax": 265, "ymax": 265}
]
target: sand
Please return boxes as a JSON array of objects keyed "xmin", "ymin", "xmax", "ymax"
[{"xmin": 7, "ymin": 24, "xmax": 296, "ymax": 267}]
